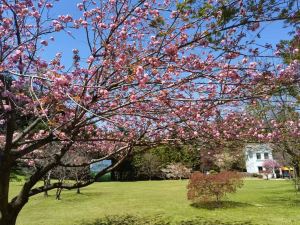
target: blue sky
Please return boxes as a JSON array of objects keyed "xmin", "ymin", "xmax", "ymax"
[{"xmin": 41, "ymin": 1, "xmax": 294, "ymax": 69}]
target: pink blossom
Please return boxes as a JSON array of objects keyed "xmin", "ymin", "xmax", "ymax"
[
  {"xmin": 136, "ymin": 66, "xmax": 144, "ymax": 76},
  {"xmin": 87, "ymin": 55, "xmax": 95, "ymax": 64},
  {"xmin": 134, "ymin": 7, "xmax": 142, "ymax": 14},
  {"xmin": 99, "ymin": 23, "xmax": 107, "ymax": 29},
  {"xmin": 3, "ymin": 104, "xmax": 11, "ymax": 111},
  {"xmin": 165, "ymin": 44, "xmax": 178, "ymax": 57},
  {"xmin": 53, "ymin": 20, "xmax": 64, "ymax": 31},
  {"xmin": 31, "ymin": 11, "xmax": 41, "ymax": 19},
  {"xmin": 81, "ymin": 20, "xmax": 88, "ymax": 28},
  {"xmin": 170, "ymin": 11, "xmax": 177, "ymax": 18},
  {"xmin": 40, "ymin": 40, "xmax": 48, "ymax": 46},
  {"xmin": 130, "ymin": 94, "xmax": 137, "ymax": 101},
  {"xmin": 46, "ymin": 3, "xmax": 53, "ymax": 9},
  {"xmin": 77, "ymin": 3, "xmax": 84, "ymax": 11},
  {"xmin": 73, "ymin": 49, "xmax": 79, "ymax": 54},
  {"xmin": 248, "ymin": 22, "xmax": 260, "ymax": 31}
]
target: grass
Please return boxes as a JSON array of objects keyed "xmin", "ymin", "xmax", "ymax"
[{"xmin": 9, "ymin": 179, "xmax": 300, "ymax": 225}]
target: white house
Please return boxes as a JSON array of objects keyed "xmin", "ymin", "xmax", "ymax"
[
  {"xmin": 245, "ymin": 144, "xmax": 295, "ymax": 179},
  {"xmin": 245, "ymin": 144, "xmax": 275, "ymax": 177}
]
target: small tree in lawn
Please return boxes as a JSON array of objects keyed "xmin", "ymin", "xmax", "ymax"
[
  {"xmin": 187, "ymin": 171, "xmax": 243, "ymax": 204},
  {"xmin": 262, "ymin": 159, "xmax": 280, "ymax": 180}
]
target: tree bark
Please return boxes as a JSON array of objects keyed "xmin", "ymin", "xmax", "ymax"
[
  {"xmin": 0, "ymin": 156, "xmax": 12, "ymax": 225},
  {"xmin": 43, "ymin": 171, "xmax": 51, "ymax": 197},
  {"xmin": 55, "ymin": 188, "xmax": 62, "ymax": 200},
  {"xmin": 0, "ymin": 159, "xmax": 21, "ymax": 225},
  {"xmin": 293, "ymin": 161, "xmax": 300, "ymax": 191},
  {"xmin": 0, "ymin": 213, "xmax": 17, "ymax": 225},
  {"xmin": 0, "ymin": 208, "xmax": 21, "ymax": 225},
  {"xmin": 75, "ymin": 172, "xmax": 81, "ymax": 194}
]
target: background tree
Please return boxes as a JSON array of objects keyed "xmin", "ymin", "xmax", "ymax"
[
  {"xmin": 262, "ymin": 159, "xmax": 280, "ymax": 180},
  {"xmin": 133, "ymin": 152, "xmax": 162, "ymax": 180}
]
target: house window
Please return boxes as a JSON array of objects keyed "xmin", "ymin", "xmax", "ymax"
[
  {"xmin": 249, "ymin": 152, "xmax": 253, "ymax": 158},
  {"xmin": 258, "ymin": 166, "xmax": 263, "ymax": 173},
  {"xmin": 264, "ymin": 152, "xmax": 269, "ymax": 159},
  {"xmin": 256, "ymin": 153, "xmax": 261, "ymax": 160}
]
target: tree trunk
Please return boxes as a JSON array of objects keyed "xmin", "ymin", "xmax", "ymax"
[
  {"xmin": 0, "ymin": 198, "xmax": 25, "ymax": 225},
  {"xmin": 43, "ymin": 171, "xmax": 52, "ymax": 197},
  {"xmin": 0, "ymin": 210, "xmax": 19, "ymax": 225},
  {"xmin": 43, "ymin": 178, "xmax": 49, "ymax": 197},
  {"xmin": 0, "ymin": 158, "xmax": 15, "ymax": 225},
  {"xmin": 56, "ymin": 188, "xmax": 62, "ymax": 200},
  {"xmin": 293, "ymin": 161, "xmax": 300, "ymax": 191},
  {"xmin": 0, "ymin": 168, "xmax": 22, "ymax": 225},
  {"xmin": 75, "ymin": 173, "xmax": 80, "ymax": 194}
]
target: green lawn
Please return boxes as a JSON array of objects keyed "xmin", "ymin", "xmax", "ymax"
[{"xmin": 10, "ymin": 179, "xmax": 300, "ymax": 225}]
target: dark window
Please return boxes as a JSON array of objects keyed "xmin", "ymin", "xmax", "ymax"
[
  {"xmin": 264, "ymin": 153, "xmax": 269, "ymax": 159},
  {"xmin": 256, "ymin": 153, "xmax": 261, "ymax": 159},
  {"xmin": 258, "ymin": 166, "xmax": 263, "ymax": 173}
]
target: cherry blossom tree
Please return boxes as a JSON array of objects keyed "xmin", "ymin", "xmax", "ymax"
[
  {"xmin": 262, "ymin": 159, "xmax": 280, "ymax": 179},
  {"xmin": 0, "ymin": 0, "xmax": 299, "ymax": 224},
  {"xmin": 161, "ymin": 163, "xmax": 191, "ymax": 180}
]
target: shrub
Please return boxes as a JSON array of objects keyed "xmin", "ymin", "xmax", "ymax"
[
  {"xmin": 161, "ymin": 163, "xmax": 191, "ymax": 179},
  {"xmin": 9, "ymin": 169, "xmax": 28, "ymax": 182},
  {"xmin": 251, "ymin": 173, "xmax": 263, "ymax": 178},
  {"xmin": 187, "ymin": 171, "xmax": 243, "ymax": 203}
]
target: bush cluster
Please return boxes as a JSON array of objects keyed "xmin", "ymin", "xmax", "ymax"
[{"xmin": 251, "ymin": 173, "xmax": 263, "ymax": 179}]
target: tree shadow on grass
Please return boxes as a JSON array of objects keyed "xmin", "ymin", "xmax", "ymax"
[
  {"xmin": 179, "ymin": 217, "xmax": 256, "ymax": 225},
  {"xmin": 81, "ymin": 215, "xmax": 257, "ymax": 225},
  {"xmin": 262, "ymin": 196, "xmax": 300, "ymax": 207},
  {"xmin": 190, "ymin": 201, "xmax": 252, "ymax": 210},
  {"xmin": 51, "ymin": 191, "xmax": 106, "ymax": 203},
  {"xmin": 72, "ymin": 191, "xmax": 105, "ymax": 197},
  {"xmin": 81, "ymin": 215, "xmax": 170, "ymax": 225}
]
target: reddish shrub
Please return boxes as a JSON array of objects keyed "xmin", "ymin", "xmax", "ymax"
[{"xmin": 187, "ymin": 171, "xmax": 243, "ymax": 203}]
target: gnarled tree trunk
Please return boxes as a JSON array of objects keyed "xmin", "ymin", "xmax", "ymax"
[
  {"xmin": 293, "ymin": 160, "xmax": 300, "ymax": 191},
  {"xmin": 0, "ymin": 208, "xmax": 20, "ymax": 225},
  {"xmin": 0, "ymin": 159, "xmax": 20, "ymax": 225}
]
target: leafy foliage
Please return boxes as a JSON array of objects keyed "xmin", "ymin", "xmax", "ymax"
[
  {"xmin": 132, "ymin": 144, "xmax": 200, "ymax": 180},
  {"xmin": 133, "ymin": 153, "xmax": 162, "ymax": 180},
  {"xmin": 151, "ymin": 145, "xmax": 200, "ymax": 168},
  {"xmin": 278, "ymin": 37, "xmax": 300, "ymax": 64}
]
